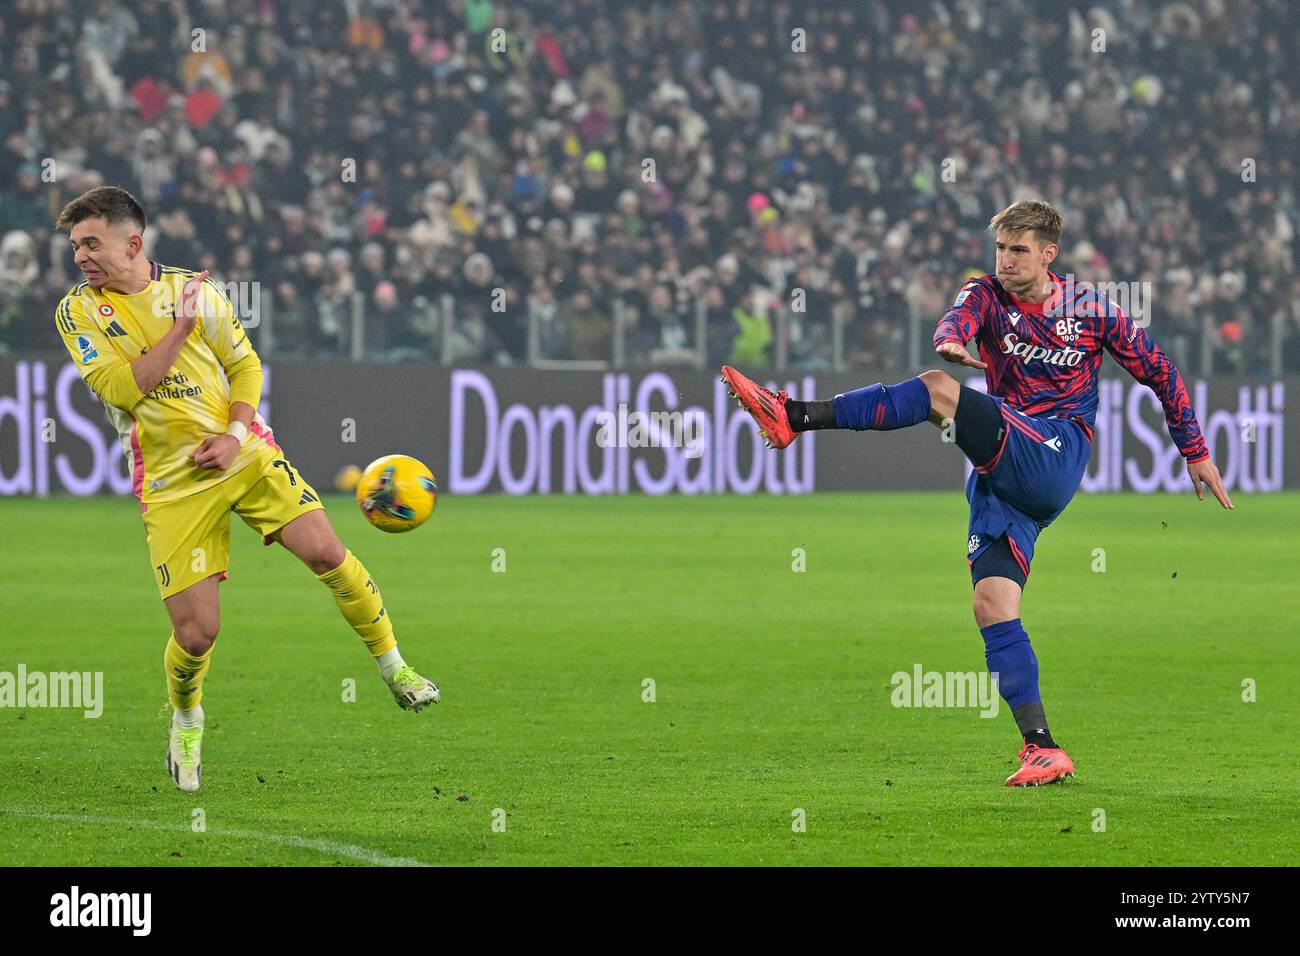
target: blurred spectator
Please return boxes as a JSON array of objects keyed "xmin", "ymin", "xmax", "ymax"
[
  {"xmin": 558, "ymin": 287, "xmax": 609, "ymax": 361},
  {"xmin": 0, "ymin": 229, "xmax": 40, "ymax": 351}
]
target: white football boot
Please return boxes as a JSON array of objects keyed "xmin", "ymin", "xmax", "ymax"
[
  {"xmin": 387, "ymin": 664, "xmax": 441, "ymax": 712},
  {"xmin": 166, "ymin": 719, "xmax": 204, "ymax": 792}
]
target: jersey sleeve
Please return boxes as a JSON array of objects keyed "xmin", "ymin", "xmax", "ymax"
[
  {"xmin": 198, "ymin": 277, "xmax": 263, "ymax": 412},
  {"xmin": 934, "ymin": 278, "xmax": 993, "ymax": 347},
  {"xmin": 1099, "ymin": 293, "xmax": 1208, "ymax": 462},
  {"xmin": 54, "ymin": 295, "xmax": 146, "ymax": 411}
]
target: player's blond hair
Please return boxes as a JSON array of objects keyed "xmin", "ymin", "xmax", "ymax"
[{"xmin": 988, "ymin": 200, "xmax": 1063, "ymax": 247}]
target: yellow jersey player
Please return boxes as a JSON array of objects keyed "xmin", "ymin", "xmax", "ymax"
[{"xmin": 54, "ymin": 186, "xmax": 439, "ymax": 793}]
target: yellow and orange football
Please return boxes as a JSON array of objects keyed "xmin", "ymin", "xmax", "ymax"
[{"xmin": 355, "ymin": 454, "xmax": 438, "ymax": 533}]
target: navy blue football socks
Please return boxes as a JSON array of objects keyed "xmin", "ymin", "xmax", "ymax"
[
  {"xmin": 831, "ymin": 377, "xmax": 932, "ymax": 431},
  {"xmin": 787, "ymin": 377, "xmax": 933, "ymax": 432},
  {"xmin": 981, "ymin": 618, "xmax": 1039, "ymax": 708},
  {"xmin": 981, "ymin": 618, "xmax": 1057, "ymax": 747}
]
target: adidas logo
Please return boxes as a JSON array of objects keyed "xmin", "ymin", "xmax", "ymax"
[
  {"xmin": 298, "ymin": 489, "xmax": 318, "ymax": 505},
  {"xmin": 104, "ymin": 320, "xmax": 128, "ymax": 337}
]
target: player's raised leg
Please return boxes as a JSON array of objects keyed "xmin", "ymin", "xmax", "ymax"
[
  {"xmin": 720, "ymin": 365, "xmax": 962, "ymax": 449},
  {"xmin": 162, "ymin": 575, "xmax": 221, "ymax": 792},
  {"xmin": 272, "ymin": 509, "xmax": 440, "ymax": 711}
]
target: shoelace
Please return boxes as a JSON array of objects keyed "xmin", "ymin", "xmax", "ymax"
[
  {"xmin": 177, "ymin": 729, "xmax": 202, "ymax": 766},
  {"xmin": 1017, "ymin": 743, "xmax": 1039, "ymax": 761},
  {"xmin": 391, "ymin": 665, "xmax": 422, "ymax": 688}
]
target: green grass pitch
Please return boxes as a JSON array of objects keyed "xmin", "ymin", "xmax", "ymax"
[{"xmin": 1, "ymin": 490, "xmax": 1296, "ymax": 866}]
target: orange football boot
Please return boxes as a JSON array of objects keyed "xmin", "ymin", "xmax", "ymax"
[
  {"xmin": 720, "ymin": 365, "xmax": 797, "ymax": 450},
  {"xmin": 1005, "ymin": 742, "xmax": 1075, "ymax": 787}
]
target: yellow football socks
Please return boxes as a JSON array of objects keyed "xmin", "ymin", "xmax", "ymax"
[
  {"xmin": 164, "ymin": 632, "xmax": 212, "ymax": 710},
  {"xmin": 316, "ymin": 549, "xmax": 397, "ymax": 657}
]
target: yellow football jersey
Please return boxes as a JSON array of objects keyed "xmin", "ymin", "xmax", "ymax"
[{"xmin": 55, "ymin": 261, "xmax": 276, "ymax": 506}]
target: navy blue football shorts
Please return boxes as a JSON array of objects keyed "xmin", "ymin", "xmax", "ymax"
[{"xmin": 952, "ymin": 385, "xmax": 1091, "ymax": 589}]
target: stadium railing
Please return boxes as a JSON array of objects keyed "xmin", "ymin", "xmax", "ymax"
[{"xmin": 249, "ymin": 287, "xmax": 1287, "ymax": 378}]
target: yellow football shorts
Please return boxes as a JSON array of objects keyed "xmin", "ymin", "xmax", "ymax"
[{"xmin": 141, "ymin": 445, "xmax": 324, "ymax": 600}]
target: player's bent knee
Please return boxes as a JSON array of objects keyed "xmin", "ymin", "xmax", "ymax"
[
  {"xmin": 919, "ymin": 369, "xmax": 959, "ymax": 419},
  {"xmin": 308, "ymin": 540, "xmax": 347, "ymax": 575},
  {"xmin": 972, "ymin": 585, "xmax": 1020, "ymax": 629},
  {"xmin": 972, "ymin": 596, "xmax": 1007, "ymax": 628},
  {"xmin": 920, "ymin": 366, "xmax": 961, "ymax": 395},
  {"xmin": 919, "ymin": 368, "xmax": 957, "ymax": 394},
  {"xmin": 308, "ymin": 555, "xmax": 341, "ymax": 576},
  {"xmin": 175, "ymin": 621, "xmax": 218, "ymax": 655}
]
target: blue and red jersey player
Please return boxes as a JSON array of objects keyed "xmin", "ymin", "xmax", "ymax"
[{"xmin": 722, "ymin": 199, "xmax": 1233, "ymax": 787}]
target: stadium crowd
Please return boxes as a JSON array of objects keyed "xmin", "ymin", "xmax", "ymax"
[{"xmin": 1, "ymin": 0, "xmax": 1298, "ymax": 374}]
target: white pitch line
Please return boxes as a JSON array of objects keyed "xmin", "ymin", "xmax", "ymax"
[{"xmin": 0, "ymin": 807, "xmax": 429, "ymax": 867}]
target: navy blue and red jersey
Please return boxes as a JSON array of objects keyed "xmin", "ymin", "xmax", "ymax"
[{"xmin": 933, "ymin": 272, "xmax": 1208, "ymax": 462}]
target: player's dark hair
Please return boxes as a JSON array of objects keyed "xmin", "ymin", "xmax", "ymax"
[
  {"xmin": 988, "ymin": 199, "xmax": 1063, "ymax": 247},
  {"xmin": 55, "ymin": 186, "xmax": 147, "ymax": 234}
]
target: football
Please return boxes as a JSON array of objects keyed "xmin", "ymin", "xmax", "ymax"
[{"xmin": 355, "ymin": 454, "xmax": 438, "ymax": 533}]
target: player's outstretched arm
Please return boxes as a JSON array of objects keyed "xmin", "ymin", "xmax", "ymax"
[
  {"xmin": 935, "ymin": 340, "xmax": 987, "ymax": 369},
  {"xmin": 1187, "ymin": 457, "xmax": 1233, "ymax": 509},
  {"xmin": 1098, "ymin": 294, "xmax": 1233, "ymax": 510}
]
